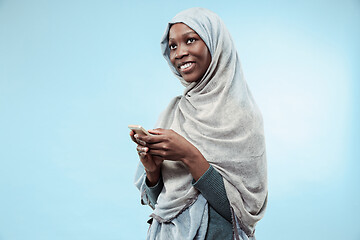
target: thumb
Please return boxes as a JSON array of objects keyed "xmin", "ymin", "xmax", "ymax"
[{"xmin": 148, "ymin": 128, "xmax": 164, "ymax": 135}]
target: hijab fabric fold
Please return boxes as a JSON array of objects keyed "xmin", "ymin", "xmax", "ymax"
[{"xmin": 135, "ymin": 7, "xmax": 267, "ymax": 237}]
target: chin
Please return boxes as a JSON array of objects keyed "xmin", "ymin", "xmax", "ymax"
[
  {"xmin": 183, "ymin": 76, "xmax": 200, "ymax": 83},
  {"xmin": 184, "ymin": 79, "xmax": 197, "ymax": 83}
]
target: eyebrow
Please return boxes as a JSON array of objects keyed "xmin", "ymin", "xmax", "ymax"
[{"xmin": 169, "ymin": 31, "xmax": 196, "ymax": 41}]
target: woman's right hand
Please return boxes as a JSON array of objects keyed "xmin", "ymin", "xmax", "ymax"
[{"xmin": 130, "ymin": 131, "xmax": 164, "ymax": 186}]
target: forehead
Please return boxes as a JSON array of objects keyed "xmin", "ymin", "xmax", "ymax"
[{"xmin": 168, "ymin": 23, "xmax": 198, "ymax": 40}]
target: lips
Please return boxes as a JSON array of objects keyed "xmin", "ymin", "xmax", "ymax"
[{"xmin": 178, "ymin": 61, "xmax": 195, "ymax": 73}]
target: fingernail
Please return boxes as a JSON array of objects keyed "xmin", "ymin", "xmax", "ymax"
[
  {"xmin": 139, "ymin": 140, "xmax": 146, "ymax": 145},
  {"xmin": 134, "ymin": 134, "xmax": 138, "ymax": 139}
]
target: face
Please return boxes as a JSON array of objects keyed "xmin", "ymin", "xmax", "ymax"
[{"xmin": 168, "ymin": 23, "xmax": 211, "ymax": 83}]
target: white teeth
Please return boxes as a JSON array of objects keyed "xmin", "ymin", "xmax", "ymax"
[{"xmin": 180, "ymin": 62, "xmax": 192, "ymax": 70}]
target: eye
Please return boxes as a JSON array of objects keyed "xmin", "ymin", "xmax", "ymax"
[
  {"xmin": 187, "ymin": 38, "xmax": 196, "ymax": 44},
  {"xmin": 169, "ymin": 44, "xmax": 177, "ymax": 50}
]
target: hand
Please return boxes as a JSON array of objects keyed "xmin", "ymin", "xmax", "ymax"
[
  {"xmin": 130, "ymin": 130, "xmax": 164, "ymax": 186},
  {"xmin": 129, "ymin": 130, "xmax": 146, "ymax": 145},
  {"xmin": 136, "ymin": 128, "xmax": 210, "ymax": 181},
  {"xmin": 134, "ymin": 128, "xmax": 194, "ymax": 161}
]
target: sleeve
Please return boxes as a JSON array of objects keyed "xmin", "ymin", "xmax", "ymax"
[
  {"xmin": 144, "ymin": 176, "xmax": 164, "ymax": 209},
  {"xmin": 192, "ymin": 165, "xmax": 232, "ymax": 222},
  {"xmin": 134, "ymin": 162, "xmax": 163, "ymax": 210}
]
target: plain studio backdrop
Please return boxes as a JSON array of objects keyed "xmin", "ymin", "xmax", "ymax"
[{"xmin": 0, "ymin": 1, "xmax": 359, "ymax": 239}]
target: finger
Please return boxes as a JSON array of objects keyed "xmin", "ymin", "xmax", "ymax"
[
  {"xmin": 129, "ymin": 130, "xmax": 137, "ymax": 143},
  {"xmin": 132, "ymin": 133, "xmax": 147, "ymax": 146},
  {"xmin": 139, "ymin": 153, "xmax": 151, "ymax": 165},
  {"xmin": 148, "ymin": 128, "xmax": 165, "ymax": 135},
  {"xmin": 146, "ymin": 142, "xmax": 166, "ymax": 150},
  {"xmin": 148, "ymin": 149, "xmax": 167, "ymax": 158},
  {"xmin": 152, "ymin": 155, "xmax": 164, "ymax": 161},
  {"xmin": 136, "ymin": 145, "xmax": 148, "ymax": 153},
  {"xmin": 136, "ymin": 138, "xmax": 147, "ymax": 146},
  {"xmin": 138, "ymin": 151, "xmax": 152, "ymax": 159},
  {"xmin": 139, "ymin": 153, "xmax": 156, "ymax": 168},
  {"xmin": 137, "ymin": 134, "xmax": 165, "ymax": 144}
]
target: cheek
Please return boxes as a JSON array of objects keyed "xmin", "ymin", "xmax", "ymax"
[
  {"xmin": 199, "ymin": 47, "xmax": 211, "ymax": 65},
  {"xmin": 169, "ymin": 54, "xmax": 175, "ymax": 66},
  {"xmin": 201, "ymin": 52, "xmax": 211, "ymax": 70}
]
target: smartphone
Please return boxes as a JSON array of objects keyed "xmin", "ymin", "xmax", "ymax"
[{"xmin": 128, "ymin": 125, "xmax": 151, "ymax": 136}]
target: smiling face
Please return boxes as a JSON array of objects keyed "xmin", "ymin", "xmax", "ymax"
[{"xmin": 168, "ymin": 23, "xmax": 211, "ymax": 83}]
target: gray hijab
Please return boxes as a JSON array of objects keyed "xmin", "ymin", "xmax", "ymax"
[{"xmin": 137, "ymin": 7, "xmax": 267, "ymax": 236}]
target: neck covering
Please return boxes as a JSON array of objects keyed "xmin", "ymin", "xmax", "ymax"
[{"xmin": 137, "ymin": 7, "xmax": 267, "ymax": 236}]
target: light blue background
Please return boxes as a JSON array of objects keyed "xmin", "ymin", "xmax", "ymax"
[{"xmin": 0, "ymin": 0, "xmax": 359, "ymax": 239}]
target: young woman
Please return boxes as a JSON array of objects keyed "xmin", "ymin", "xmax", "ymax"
[{"xmin": 130, "ymin": 7, "xmax": 267, "ymax": 240}]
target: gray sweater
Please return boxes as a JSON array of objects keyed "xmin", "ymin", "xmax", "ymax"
[{"xmin": 145, "ymin": 165, "xmax": 233, "ymax": 240}]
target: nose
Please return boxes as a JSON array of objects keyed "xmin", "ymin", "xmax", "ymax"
[{"xmin": 175, "ymin": 44, "xmax": 189, "ymax": 59}]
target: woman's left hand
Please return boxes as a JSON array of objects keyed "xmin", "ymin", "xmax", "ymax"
[
  {"xmin": 141, "ymin": 129, "xmax": 195, "ymax": 161},
  {"xmin": 136, "ymin": 128, "xmax": 210, "ymax": 181}
]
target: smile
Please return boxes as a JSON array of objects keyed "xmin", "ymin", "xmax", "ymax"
[
  {"xmin": 178, "ymin": 62, "xmax": 195, "ymax": 73},
  {"xmin": 180, "ymin": 62, "xmax": 192, "ymax": 69}
]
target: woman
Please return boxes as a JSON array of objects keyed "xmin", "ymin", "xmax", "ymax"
[{"xmin": 131, "ymin": 7, "xmax": 267, "ymax": 240}]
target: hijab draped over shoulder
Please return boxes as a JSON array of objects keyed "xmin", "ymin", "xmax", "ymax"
[{"xmin": 135, "ymin": 7, "xmax": 267, "ymax": 236}]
